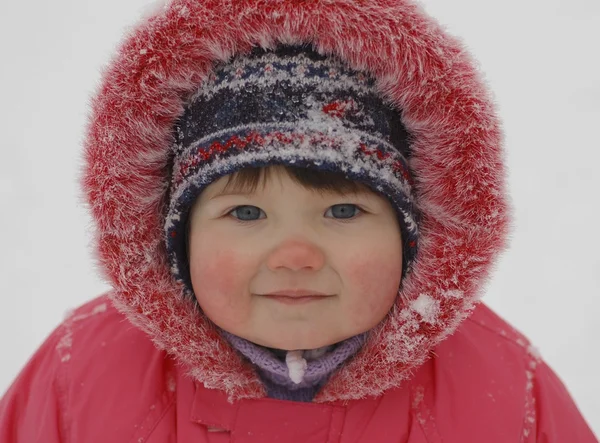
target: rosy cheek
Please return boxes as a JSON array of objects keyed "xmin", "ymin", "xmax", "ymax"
[
  {"xmin": 192, "ymin": 249, "xmax": 241, "ymax": 311},
  {"xmin": 209, "ymin": 250, "xmax": 240, "ymax": 294},
  {"xmin": 346, "ymin": 254, "xmax": 401, "ymax": 320}
]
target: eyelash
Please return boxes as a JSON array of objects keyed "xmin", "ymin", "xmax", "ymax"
[{"xmin": 225, "ymin": 204, "xmax": 366, "ymax": 225}]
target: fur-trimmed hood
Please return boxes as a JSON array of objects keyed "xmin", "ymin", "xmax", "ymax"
[{"xmin": 80, "ymin": 0, "xmax": 511, "ymax": 403}]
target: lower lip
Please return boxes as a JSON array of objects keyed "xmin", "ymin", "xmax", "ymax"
[{"xmin": 263, "ymin": 295, "xmax": 329, "ymax": 304}]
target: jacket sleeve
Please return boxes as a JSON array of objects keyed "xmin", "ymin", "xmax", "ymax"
[
  {"xmin": 531, "ymin": 359, "xmax": 598, "ymax": 442},
  {"xmin": 0, "ymin": 322, "xmax": 69, "ymax": 443}
]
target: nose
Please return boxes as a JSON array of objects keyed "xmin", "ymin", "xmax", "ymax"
[{"xmin": 266, "ymin": 238, "xmax": 326, "ymax": 271}]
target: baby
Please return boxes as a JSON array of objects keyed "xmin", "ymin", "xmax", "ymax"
[{"xmin": 0, "ymin": 1, "xmax": 596, "ymax": 442}]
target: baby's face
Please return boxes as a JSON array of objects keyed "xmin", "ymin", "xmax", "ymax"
[{"xmin": 188, "ymin": 167, "xmax": 403, "ymax": 350}]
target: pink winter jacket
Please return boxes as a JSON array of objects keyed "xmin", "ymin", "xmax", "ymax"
[
  {"xmin": 0, "ymin": 294, "xmax": 596, "ymax": 442},
  {"xmin": 1, "ymin": 0, "xmax": 597, "ymax": 441}
]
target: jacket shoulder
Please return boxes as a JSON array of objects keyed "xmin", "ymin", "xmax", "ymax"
[
  {"xmin": 417, "ymin": 302, "xmax": 539, "ymax": 441},
  {"xmin": 57, "ymin": 293, "xmax": 176, "ymax": 442},
  {"xmin": 459, "ymin": 303, "xmax": 596, "ymax": 441},
  {"xmin": 465, "ymin": 302, "xmax": 538, "ymax": 354},
  {"xmin": 57, "ymin": 293, "xmax": 151, "ymax": 359},
  {"xmin": 436, "ymin": 302, "xmax": 540, "ymax": 381},
  {"xmin": 0, "ymin": 293, "xmax": 174, "ymax": 443}
]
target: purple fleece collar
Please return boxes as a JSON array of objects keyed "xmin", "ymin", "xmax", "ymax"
[{"xmin": 219, "ymin": 329, "xmax": 368, "ymax": 398}]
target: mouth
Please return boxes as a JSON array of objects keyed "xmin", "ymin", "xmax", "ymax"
[{"xmin": 258, "ymin": 294, "xmax": 332, "ymax": 305}]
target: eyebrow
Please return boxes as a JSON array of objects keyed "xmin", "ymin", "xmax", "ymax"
[{"xmin": 208, "ymin": 190, "xmax": 257, "ymax": 200}]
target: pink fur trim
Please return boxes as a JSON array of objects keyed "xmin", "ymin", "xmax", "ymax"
[{"xmin": 80, "ymin": 0, "xmax": 511, "ymax": 403}]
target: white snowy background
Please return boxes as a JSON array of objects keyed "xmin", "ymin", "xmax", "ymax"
[{"xmin": 0, "ymin": 0, "xmax": 598, "ymax": 436}]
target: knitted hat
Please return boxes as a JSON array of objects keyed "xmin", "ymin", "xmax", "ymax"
[{"xmin": 165, "ymin": 45, "xmax": 419, "ymax": 297}]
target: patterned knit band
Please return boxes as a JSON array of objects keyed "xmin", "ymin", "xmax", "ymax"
[{"xmin": 165, "ymin": 45, "xmax": 419, "ymax": 296}]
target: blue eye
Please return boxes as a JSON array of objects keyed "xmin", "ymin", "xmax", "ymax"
[
  {"xmin": 325, "ymin": 204, "xmax": 362, "ymax": 221},
  {"xmin": 229, "ymin": 205, "xmax": 264, "ymax": 222},
  {"xmin": 227, "ymin": 204, "xmax": 363, "ymax": 223}
]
